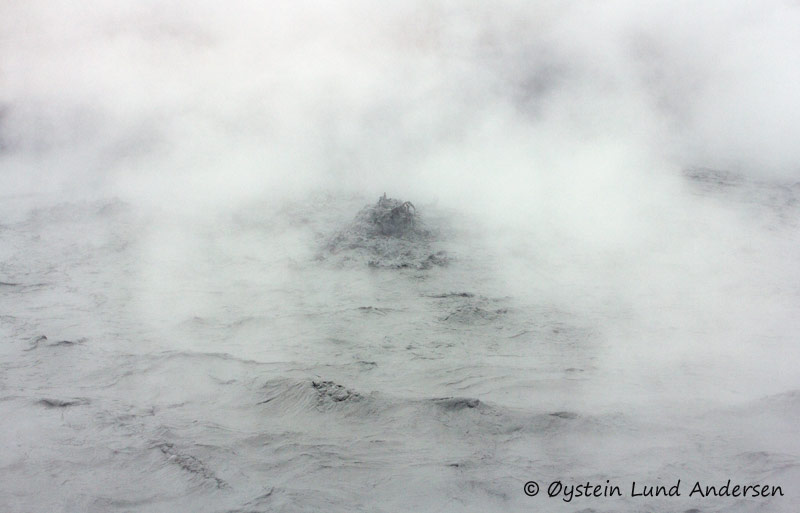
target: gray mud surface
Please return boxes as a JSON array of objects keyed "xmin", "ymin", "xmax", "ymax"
[{"xmin": 1, "ymin": 181, "xmax": 799, "ymax": 512}]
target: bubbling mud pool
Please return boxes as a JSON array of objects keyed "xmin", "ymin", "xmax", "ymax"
[{"xmin": 1, "ymin": 177, "xmax": 799, "ymax": 512}]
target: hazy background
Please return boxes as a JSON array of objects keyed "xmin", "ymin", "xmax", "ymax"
[
  {"xmin": 1, "ymin": 1, "xmax": 800, "ymax": 511},
  {"xmin": 3, "ymin": 0, "xmax": 800, "ymax": 196},
  {"xmin": 3, "ymin": 0, "xmax": 799, "ymax": 394}
]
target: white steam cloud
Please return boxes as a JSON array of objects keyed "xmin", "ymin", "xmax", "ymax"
[
  {"xmin": 2, "ymin": 0, "xmax": 798, "ymax": 203},
  {"xmin": 2, "ymin": 0, "xmax": 799, "ymax": 400}
]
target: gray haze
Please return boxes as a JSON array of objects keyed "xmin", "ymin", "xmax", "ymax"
[{"xmin": 1, "ymin": 1, "xmax": 799, "ymax": 512}]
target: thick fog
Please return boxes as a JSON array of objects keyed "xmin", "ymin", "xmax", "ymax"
[{"xmin": 1, "ymin": 1, "xmax": 799, "ymax": 512}]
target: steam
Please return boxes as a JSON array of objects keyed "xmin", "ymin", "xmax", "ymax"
[
  {"xmin": 2, "ymin": 0, "xmax": 799, "ymax": 401},
  {"xmin": 3, "ymin": 0, "xmax": 798, "ymax": 202}
]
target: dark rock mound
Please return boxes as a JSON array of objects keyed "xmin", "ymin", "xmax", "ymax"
[
  {"xmin": 367, "ymin": 194, "xmax": 417, "ymax": 236},
  {"xmin": 325, "ymin": 194, "xmax": 447, "ymax": 269}
]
